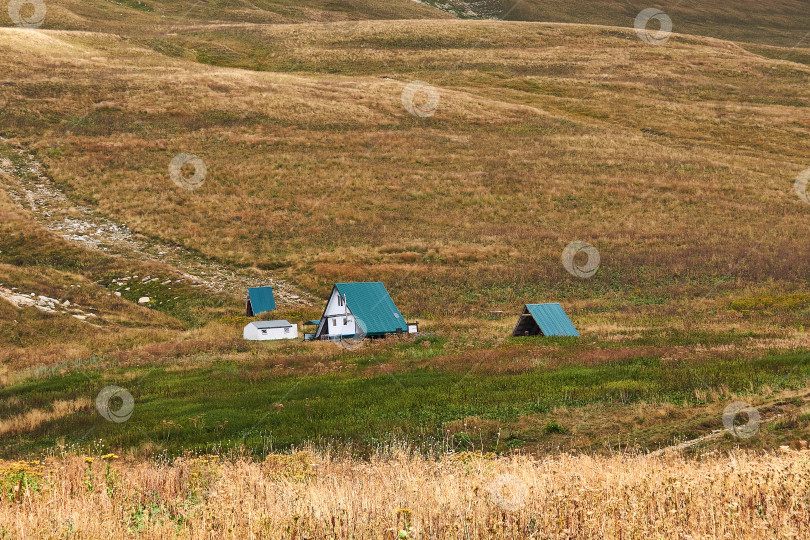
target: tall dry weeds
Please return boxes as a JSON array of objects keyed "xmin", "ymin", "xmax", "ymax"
[{"xmin": 2, "ymin": 448, "xmax": 808, "ymax": 538}]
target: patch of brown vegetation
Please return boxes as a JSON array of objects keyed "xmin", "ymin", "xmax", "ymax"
[
  {"xmin": 0, "ymin": 398, "xmax": 90, "ymax": 436},
  {"xmin": 4, "ymin": 449, "xmax": 810, "ymax": 538}
]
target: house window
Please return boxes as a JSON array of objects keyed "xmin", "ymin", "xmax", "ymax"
[
  {"xmin": 284, "ymin": 327, "xmax": 289, "ymax": 334},
  {"xmin": 261, "ymin": 329, "xmax": 267, "ymax": 335},
  {"xmin": 331, "ymin": 318, "xmax": 336, "ymax": 327},
  {"xmin": 338, "ymin": 295, "xmax": 344, "ymax": 307},
  {"xmin": 343, "ymin": 317, "xmax": 348, "ymax": 325}
]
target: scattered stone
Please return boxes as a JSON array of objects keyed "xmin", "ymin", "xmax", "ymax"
[{"xmin": 138, "ymin": 297, "xmax": 151, "ymax": 305}]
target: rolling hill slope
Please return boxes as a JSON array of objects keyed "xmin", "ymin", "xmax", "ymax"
[
  {"xmin": 421, "ymin": 0, "xmax": 810, "ymax": 47},
  {"xmin": 0, "ymin": 0, "xmax": 451, "ymax": 33},
  {"xmin": 1, "ymin": 5, "xmax": 810, "ymax": 462},
  {"xmin": 2, "ymin": 22, "xmax": 808, "ymax": 316}
]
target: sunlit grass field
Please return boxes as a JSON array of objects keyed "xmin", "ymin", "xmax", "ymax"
[
  {"xmin": 2, "ymin": 23, "xmax": 809, "ymax": 316},
  {"xmin": 0, "ymin": 0, "xmax": 810, "ymax": 509},
  {"xmin": 1, "ymin": 1, "xmax": 810, "ymax": 536},
  {"xmin": 3, "ymin": 338, "xmax": 810, "ymax": 458},
  {"xmin": 3, "ymin": 449, "xmax": 810, "ymax": 538}
]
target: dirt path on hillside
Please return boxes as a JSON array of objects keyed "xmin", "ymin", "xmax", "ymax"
[{"xmin": 0, "ymin": 138, "xmax": 313, "ymax": 306}]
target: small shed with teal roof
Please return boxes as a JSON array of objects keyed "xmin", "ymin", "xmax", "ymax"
[
  {"xmin": 511, "ymin": 303, "xmax": 579, "ymax": 337},
  {"xmin": 245, "ymin": 286, "xmax": 276, "ymax": 317},
  {"xmin": 314, "ymin": 282, "xmax": 407, "ymax": 339}
]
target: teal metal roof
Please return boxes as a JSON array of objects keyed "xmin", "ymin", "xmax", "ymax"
[
  {"xmin": 335, "ymin": 282, "xmax": 407, "ymax": 336},
  {"xmin": 520, "ymin": 303, "xmax": 579, "ymax": 337},
  {"xmin": 304, "ymin": 320, "xmax": 320, "ymax": 326},
  {"xmin": 247, "ymin": 286, "xmax": 276, "ymax": 315}
]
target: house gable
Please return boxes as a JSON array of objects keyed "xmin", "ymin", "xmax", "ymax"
[{"xmin": 315, "ymin": 286, "xmax": 358, "ymax": 338}]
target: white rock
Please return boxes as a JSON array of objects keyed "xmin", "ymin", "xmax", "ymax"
[
  {"xmin": 114, "ymin": 291, "xmax": 122, "ymax": 297},
  {"xmin": 138, "ymin": 297, "xmax": 151, "ymax": 305}
]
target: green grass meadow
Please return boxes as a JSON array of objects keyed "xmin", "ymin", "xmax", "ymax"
[{"xmin": 4, "ymin": 347, "xmax": 809, "ymax": 459}]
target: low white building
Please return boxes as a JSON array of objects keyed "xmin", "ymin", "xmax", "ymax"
[{"xmin": 243, "ymin": 320, "xmax": 298, "ymax": 341}]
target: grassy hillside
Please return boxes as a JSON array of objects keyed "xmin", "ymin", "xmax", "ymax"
[
  {"xmin": 7, "ymin": 0, "xmax": 810, "ymax": 49},
  {"xmin": 1, "ymin": 11, "xmax": 810, "ymax": 462},
  {"xmin": 4, "ymin": 346, "xmax": 810, "ymax": 458},
  {"xmin": 0, "ymin": 0, "xmax": 450, "ymax": 31},
  {"xmin": 2, "ymin": 23, "xmax": 809, "ymax": 317},
  {"xmin": 422, "ymin": 0, "xmax": 810, "ymax": 47}
]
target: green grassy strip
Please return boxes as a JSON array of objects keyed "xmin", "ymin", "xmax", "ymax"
[{"xmin": 2, "ymin": 350, "xmax": 808, "ymax": 458}]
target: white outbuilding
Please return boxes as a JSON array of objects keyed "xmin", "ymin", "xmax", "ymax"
[{"xmin": 243, "ymin": 320, "xmax": 298, "ymax": 341}]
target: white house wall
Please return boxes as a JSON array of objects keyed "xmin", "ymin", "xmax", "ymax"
[
  {"xmin": 324, "ymin": 289, "xmax": 348, "ymax": 316},
  {"xmin": 322, "ymin": 289, "xmax": 357, "ymax": 337},
  {"xmin": 244, "ymin": 324, "xmax": 298, "ymax": 340}
]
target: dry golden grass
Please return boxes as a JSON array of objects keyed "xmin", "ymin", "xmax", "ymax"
[
  {"xmin": 496, "ymin": 0, "xmax": 810, "ymax": 47},
  {"xmin": 2, "ymin": 21, "xmax": 808, "ymax": 322},
  {"xmin": 0, "ymin": 397, "xmax": 90, "ymax": 436},
  {"xmin": 2, "ymin": 22, "xmax": 809, "ymax": 323},
  {"xmin": 3, "ymin": 448, "xmax": 810, "ymax": 538},
  {"xmin": 0, "ymin": 0, "xmax": 450, "ymax": 34},
  {"xmin": 3, "ymin": 15, "xmax": 810, "ymax": 491}
]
